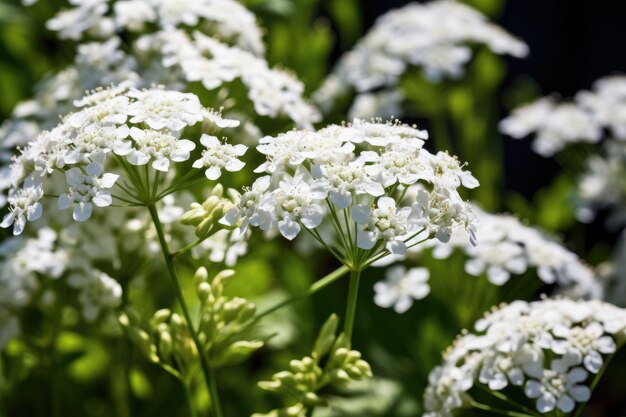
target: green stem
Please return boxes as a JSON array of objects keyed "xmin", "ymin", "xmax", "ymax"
[
  {"xmin": 254, "ymin": 265, "xmax": 350, "ymax": 322},
  {"xmin": 470, "ymin": 401, "xmax": 537, "ymax": 417},
  {"xmin": 147, "ymin": 204, "xmax": 222, "ymax": 417},
  {"xmin": 171, "ymin": 235, "xmax": 211, "ymax": 258},
  {"xmin": 208, "ymin": 368, "xmax": 224, "ymax": 417},
  {"xmin": 183, "ymin": 381, "xmax": 198, "ymax": 417},
  {"xmin": 343, "ymin": 269, "xmax": 361, "ymax": 341},
  {"xmin": 475, "ymin": 384, "xmax": 541, "ymax": 417}
]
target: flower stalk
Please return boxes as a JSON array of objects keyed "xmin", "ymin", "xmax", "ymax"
[
  {"xmin": 343, "ymin": 269, "xmax": 361, "ymax": 341},
  {"xmin": 147, "ymin": 203, "xmax": 223, "ymax": 417}
]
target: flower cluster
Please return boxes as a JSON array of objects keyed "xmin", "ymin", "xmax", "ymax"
[
  {"xmin": 423, "ymin": 298, "xmax": 626, "ymax": 416},
  {"xmin": 314, "ymin": 0, "xmax": 528, "ymax": 114},
  {"xmin": 140, "ymin": 29, "xmax": 321, "ymax": 129},
  {"xmin": 0, "ymin": 37, "xmax": 139, "ymax": 155},
  {"xmin": 500, "ymin": 75, "xmax": 626, "ymax": 157},
  {"xmin": 379, "ymin": 205, "xmax": 601, "ymax": 300},
  {"xmin": 222, "ymin": 118, "xmax": 478, "ymax": 269},
  {"xmin": 253, "ymin": 314, "xmax": 372, "ymax": 417},
  {"xmin": 1, "ymin": 86, "xmax": 242, "ymax": 235},
  {"xmin": 44, "ymin": 0, "xmax": 264, "ymax": 55},
  {"xmin": 576, "ymin": 140, "xmax": 626, "ymax": 225},
  {"xmin": 0, "ymin": 227, "xmax": 122, "ymax": 348}
]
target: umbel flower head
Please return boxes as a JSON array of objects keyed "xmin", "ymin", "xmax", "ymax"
[
  {"xmin": 314, "ymin": 0, "xmax": 528, "ymax": 114},
  {"xmin": 499, "ymin": 75, "xmax": 626, "ymax": 157},
  {"xmin": 1, "ymin": 85, "xmax": 244, "ymax": 235},
  {"xmin": 422, "ymin": 297, "xmax": 626, "ymax": 416},
  {"xmin": 222, "ymin": 118, "xmax": 477, "ymax": 270},
  {"xmin": 379, "ymin": 205, "xmax": 602, "ymax": 300}
]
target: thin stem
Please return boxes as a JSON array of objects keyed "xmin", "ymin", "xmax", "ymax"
[
  {"xmin": 147, "ymin": 204, "xmax": 221, "ymax": 417},
  {"xmin": 208, "ymin": 368, "xmax": 224, "ymax": 417},
  {"xmin": 343, "ymin": 269, "xmax": 361, "ymax": 341},
  {"xmin": 171, "ymin": 236, "xmax": 211, "ymax": 258},
  {"xmin": 254, "ymin": 265, "xmax": 350, "ymax": 322},
  {"xmin": 183, "ymin": 381, "xmax": 198, "ymax": 417},
  {"xmin": 475, "ymin": 384, "xmax": 541, "ymax": 417},
  {"xmin": 470, "ymin": 401, "xmax": 536, "ymax": 417}
]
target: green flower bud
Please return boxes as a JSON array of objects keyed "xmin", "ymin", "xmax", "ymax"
[
  {"xmin": 158, "ymin": 331, "xmax": 173, "ymax": 359},
  {"xmin": 194, "ymin": 267, "xmax": 209, "ymax": 287},
  {"xmin": 213, "ymin": 340, "xmax": 263, "ymax": 367}
]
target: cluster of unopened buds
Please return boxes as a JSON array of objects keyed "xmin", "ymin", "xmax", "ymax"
[{"xmin": 254, "ymin": 314, "xmax": 372, "ymax": 417}]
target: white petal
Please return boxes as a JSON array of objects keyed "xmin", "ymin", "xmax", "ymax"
[
  {"xmin": 86, "ymin": 162, "xmax": 103, "ymax": 177},
  {"xmin": 73, "ymin": 202, "xmax": 93, "ymax": 222},
  {"xmin": 152, "ymin": 157, "xmax": 170, "ymax": 172},
  {"xmin": 557, "ymin": 395, "xmax": 575, "ymax": 413},
  {"xmin": 377, "ymin": 196, "xmax": 396, "ymax": 211},
  {"xmin": 536, "ymin": 393, "xmax": 556, "ymax": 413},
  {"xmin": 524, "ymin": 380, "xmax": 542, "ymax": 398},
  {"xmin": 27, "ymin": 202, "xmax": 42, "ymax": 221},
  {"xmin": 127, "ymin": 150, "xmax": 150, "ymax": 166},
  {"xmin": 330, "ymin": 190, "xmax": 352, "ymax": 209},
  {"xmin": 200, "ymin": 134, "xmax": 220, "ymax": 148},
  {"xmin": 225, "ymin": 159, "xmax": 245, "ymax": 172},
  {"xmin": 100, "ymin": 173, "xmax": 119, "ymax": 189},
  {"xmin": 278, "ymin": 219, "xmax": 301, "ymax": 240},
  {"xmin": 204, "ymin": 166, "xmax": 222, "ymax": 180},
  {"xmin": 301, "ymin": 205, "xmax": 323, "ymax": 229},
  {"xmin": 92, "ymin": 191, "xmax": 112, "ymax": 207},
  {"xmin": 0, "ymin": 212, "xmax": 16, "ymax": 228}
]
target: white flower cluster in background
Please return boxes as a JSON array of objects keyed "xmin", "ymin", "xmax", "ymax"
[
  {"xmin": 44, "ymin": 0, "xmax": 264, "ymax": 55},
  {"xmin": 423, "ymin": 298, "xmax": 626, "ymax": 416},
  {"xmin": 139, "ymin": 29, "xmax": 321, "ymax": 129},
  {"xmin": 0, "ymin": 37, "xmax": 140, "ymax": 156},
  {"xmin": 500, "ymin": 75, "xmax": 626, "ymax": 157},
  {"xmin": 222, "ymin": 118, "xmax": 478, "ymax": 268},
  {"xmin": 576, "ymin": 140, "xmax": 626, "ymax": 225},
  {"xmin": 377, "ymin": 205, "xmax": 601, "ymax": 300},
  {"xmin": 1, "ymin": 85, "xmax": 242, "ymax": 235},
  {"xmin": 0, "ymin": 228, "xmax": 122, "ymax": 348},
  {"xmin": 314, "ymin": 0, "xmax": 528, "ymax": 115}
]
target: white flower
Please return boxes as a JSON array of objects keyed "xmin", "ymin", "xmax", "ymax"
[
  {"xmin": 312, "ymin": 161, "xmax": 384, "ymax": 209},
  {"xmin": 352, "ymin": 197, "xmax": 421, "ymax": 254},
  {"xmin": 126, "ymin": 88, "xmax": 206, "ymax": 131},
  {"xmin": 267, "ymin": 171, "xmax": 328, "ymax": 240},
  {"xmin": 0, "ymin": 177, "xmax": 43, "ymax": 235},
  {"xmin": 192, "ymin": 134, "xmax": 247, "ymax": 180},
  {"xmin": 68, "ymin": 269, "xmax": 122, "ymax": 321},
  {"xmin": 58, "ymin": 162, "xmax": 119, "ymax": 222},
  {"xmin": 361, "ymin": 141, "xmax": 431, "ymax": 187},
  {"xmin": 374, "ymin": 266, "xmax": 430, "ymax": 313},
  {"xmin": 550, "ymin": 322, "xmax": 616, "ymax": 374},
  {"xmin": 221, "ymin": 175, "xmax": 273, "ymax": 233},
  {"xmin": 116, "ymin": 127, "xmax": 196, "ymax": 171},
  {"xmin": 524, "ymin": 365, "xmax": 590, "ymax": 413}
]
